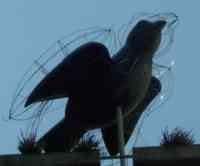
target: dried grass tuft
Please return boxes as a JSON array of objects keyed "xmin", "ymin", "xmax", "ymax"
[
  {"xmin": 160, "ymin": 127, "xmax": 195, "ymax": 147},
  {"xmin": 72, "ymin": 135, "xmax": 100, "ymax": 153},
  {"xmin": 18, "ymin": 130, "xmax": 42, "ymax": 154}
]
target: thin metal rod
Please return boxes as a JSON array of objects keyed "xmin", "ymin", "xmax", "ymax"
[
  {"xmin": 117, "ymin": 106, "xmax": 126, "ymax": 166},
  {"xmin": 100, "ymin": 154, "xmax": 133, "ymax": 160}
]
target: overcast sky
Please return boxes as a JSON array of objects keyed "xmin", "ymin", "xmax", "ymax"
[{"xmin": 0, "ymin": 0, "xmax": 199, "ymax": 155}]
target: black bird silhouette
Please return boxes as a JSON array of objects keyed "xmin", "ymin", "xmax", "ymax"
[{"xmin": 25, "ymin": 20, "xmax": 166, "ymax": 153}]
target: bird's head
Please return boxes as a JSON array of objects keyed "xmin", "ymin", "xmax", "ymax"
[{"xmin": 126, "ymin": 19, "xmax": 166, "ymax": 58}]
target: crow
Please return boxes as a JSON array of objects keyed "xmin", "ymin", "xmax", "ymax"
[{"xmin": 25, "ymin": 20, "xmax": 166, "ymax": 153}]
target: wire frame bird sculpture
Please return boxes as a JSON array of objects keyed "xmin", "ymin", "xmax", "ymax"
[{"xmin": 9, "ymin": 13, "xmax": 178, "ymax": 155}]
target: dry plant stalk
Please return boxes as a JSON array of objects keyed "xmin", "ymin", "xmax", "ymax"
[
  {"xmin": 18, "ymin": 130, "xmax": 42, "ymax": 154},
  {"xmin": 160, "ymin": 127, "xmax": 195, "ymax": 147}
]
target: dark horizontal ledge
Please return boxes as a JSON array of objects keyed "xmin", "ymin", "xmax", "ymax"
[
  {"xmin": 0, "ymin": 152, "xmax": 99, "ymax": 166},
  {"xmin": 1, "ymin": 145, "xmax": 200, "ymax": 166},
  {"xmin": 133, "ymin": 145, "xmax": 200, "ymax": 166}
]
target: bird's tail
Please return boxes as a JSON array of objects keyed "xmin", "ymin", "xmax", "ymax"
[{"xmin": 37, "ymin": 119, "xmax": 85, "ymax": 152}]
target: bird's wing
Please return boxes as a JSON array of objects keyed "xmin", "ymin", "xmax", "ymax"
[
  {"xmin": 101, "ymin": 76, "xmax": 161, "ymax": 155},
  {"xmin": 25, "ymin": 42, "xmax": 112, "ymax": 107}
]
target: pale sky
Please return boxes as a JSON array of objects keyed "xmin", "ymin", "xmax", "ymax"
[{"xmin": 0, "ymin": 0, "xmax": 199, "ymax": 155}]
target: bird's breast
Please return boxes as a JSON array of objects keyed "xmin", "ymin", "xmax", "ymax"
[{"xmin": 119, "ymin": 56, "xmax": 152, "ymax": 113}]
